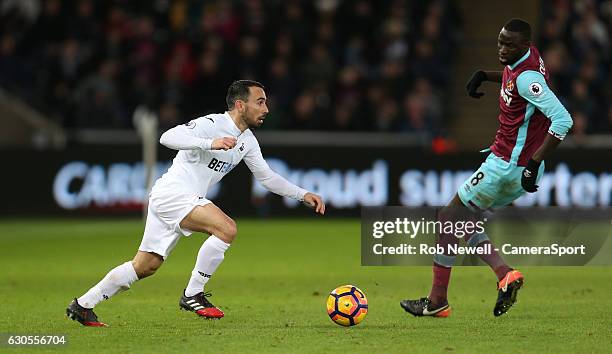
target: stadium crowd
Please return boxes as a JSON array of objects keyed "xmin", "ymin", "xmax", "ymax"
[
  {"xmin": 0, "ymin": 0, "xmax": 459, "ymax": 136},
  {"xmin": 0, "ymin": 0, "xmax": 610, "ymax": 138},
  {"xmin": 539, "ymin": 0, "xmax": 612, "ymax": 138}
]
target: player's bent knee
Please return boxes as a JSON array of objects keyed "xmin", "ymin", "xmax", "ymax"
[
  {"xmin": 216, "ymin": 219, "xmax": 237, "ymax": 243},
  {"xmin": 133, "ymin": 263, "xmax": 159, "ymax": 278},
  {"xmin": 132, "ymin": 252, "xmax": 163, "ymax": 278}
]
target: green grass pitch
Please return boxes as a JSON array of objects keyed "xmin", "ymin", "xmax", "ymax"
[{"xmin": 0, "ymin": 218, "xmax": 610, "ymax": 353}]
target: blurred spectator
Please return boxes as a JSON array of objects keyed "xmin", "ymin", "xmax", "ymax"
[
  {"xmin": 301, "ymin": 43, "xmax": 336, "ymax": 90},
  {"xmin": 288, "ymin": 90, "xmax": 322, "ymax": 130},
  {"xmin": 398, "ymin": 78, "xmax": 442, "ymax": 134},
  {"xmin": 158, "ymin": 100, "xmax": 181, "ymax": 131},
  {"xmin": 0, "ymin": 0, "xmax": 462, "ymax": 137},
  {"xmin": 570, "ymin": 111, "xmax": 589, "ymax": 144},
  {"xmin": 375, "ymin": 98, "xmax": 400, "ymax": 132},
  {"xmin": 329, "ymin": 98, "xmax": 363, "ymax": 131},
  {"xmin": 263, "ymin": 56, "xmax": 297, "ymax": 129},
  {"xmin": 0, "ymin": 34, "xmax": 20, "ymax": 92},
  {"xmin": 540, "ymin": 0, "xmax": 611, "ymax": 138},
  {"xmin": 73, "ymin": 59, "xmax": 124, "ymax": 128}
]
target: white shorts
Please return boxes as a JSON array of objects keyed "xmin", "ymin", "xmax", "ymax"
[{"xmin": 138, "ymin": 190, "xmax": 211, "ymax": 259}]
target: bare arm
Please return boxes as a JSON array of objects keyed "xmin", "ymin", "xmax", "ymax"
[{"xmin": 531, "ymin": 134, "xmax": 562, "ymax": 162}]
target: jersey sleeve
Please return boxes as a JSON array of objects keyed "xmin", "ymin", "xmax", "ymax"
[
  {"xmin": 159, "ymin": 117, "xmax": 214, "ymax": 150},
  {"xmin": 243, "ymin": 136, "xmax": 308, "ymax": 201},
  {"xmin": 516, "ymin": 70, "xmax": 573, "ymax": 140}
]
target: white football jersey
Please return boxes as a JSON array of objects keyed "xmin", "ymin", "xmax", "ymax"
[{"xmin": 153, "ymin": 112, "xmax": 307, "ymax": 201}]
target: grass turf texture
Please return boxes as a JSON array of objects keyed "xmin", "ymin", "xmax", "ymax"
[{"xmin": 0, "ymin": 218, "xmax": 610, "ymax": 353}]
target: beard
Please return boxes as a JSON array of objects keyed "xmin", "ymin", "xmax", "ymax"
[
  {"xmin": 248, "ymin": 118, "xmax": 264, "ymax": 129},
  {"xmin": 242, "ymin": 107, "xmax": 265, "ymax": 129},
  {"xmin": 244, "ymin": 113, "xmax": 264, "ymax": 129}
]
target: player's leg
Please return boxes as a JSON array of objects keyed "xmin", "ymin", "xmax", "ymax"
[
  {"xmin": 429, "ymin": 194, "xmax": 467, "ymax": 305},
  {"xmin": 484, "ymin": 161, "xmax": 545, "ymax": 316},
  {"xmin": 131, "ymin": 250, "xmax": 164, "ymax": 278},
  {"xmin": 400, "ymin": 195, "xmax": 463, "ymax": 317},
  {"xmin": 68, "ymin": 201, "xmax": 176, "ymax": 326},
  {"xmin": 75, "ymin": 211, "xmax": 171, "ymax": 310},
  {"xmin": 76, "ymin": 253, "xmax": 156, "ymax": 309},
  {"xmin": 67, "ymin": 252, "xmax": 163, "ymax": 326},
  {"xmin": 463, "ymin": 229, "xmax": 512, "ymax": 280},
  {"xmin": 456, "ymin": 154, "xmax": 515, "ymax": 281},
  {"xmin": 461, "ymin": 218, "xmax": 522, "ymax": 316},
  {"xmin": 178, "ymin": 203, "xmax": 236, "ymax": 318},
  {"xmin": 402, "ymin": 154, "xmax": 508, "ymax": 317}
]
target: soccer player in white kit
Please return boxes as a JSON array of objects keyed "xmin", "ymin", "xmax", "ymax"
[{"xmin": 67, "ymin": 80, "xmax": 326, "ymax": 326}]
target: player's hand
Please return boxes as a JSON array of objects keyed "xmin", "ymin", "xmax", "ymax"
[
  {"xmin": 466, "ymin": 70, "xmax": 487, "ymax": 98},
  {"xmin": 303, "ymin": 193, "xmax": 325, "ymax": 215},
  {"xmin": 521, "ymin": 158, "xmax": 541, "ymax": 193},
  {"xmin": 212, "ymin": 137, "xmax": 237, "ymax": 150}
]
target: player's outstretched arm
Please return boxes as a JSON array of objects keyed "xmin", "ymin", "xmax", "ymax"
[
  {"xmin": 466, "ymin": 70, "xmax": 503, "ymax": 98},
  {"xmin": 303, "ymin": 193, "xmax": 326, "ymax": 215},
  {"xmin": 243, "ymin": 140, "xmax": 326, "ymax": 215},
  {"xmin": 159, "ymin": 121, "xmax": 236, "ymax": 151},
  {"xmin": 252, "ymin": 168, "xmax": 326, "ymax": 215}
]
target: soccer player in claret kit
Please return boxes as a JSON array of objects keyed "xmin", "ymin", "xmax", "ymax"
[
  {"xmin": 400, "ymin": 19, "xmax": 573, "ymax": 317},
  {"xmin": 67, "ymin": 80, "xmax": 326, "ymax": 326}
]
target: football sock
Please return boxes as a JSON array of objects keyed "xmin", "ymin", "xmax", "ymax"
[
  {"xmin": 465, "ymin": 232, "xmax": 512, "ymax": 281},
  {"xmin": 77, "ymin": 261, "xmax": 138, "ymax": 309},
  {"xmin": 428, "ymin": 208, "xmax": 459, "ymax": 306},
  {"xmin": 185, "ymin": 235, "xmax": 230, "ymax": 297},
  {"xmin": 429, "ymin": 263, "xmax": 452, "ymax": 306},
  {"xmin": 428, "ymin": 230, "xmax": 457, "ymax": 306}
]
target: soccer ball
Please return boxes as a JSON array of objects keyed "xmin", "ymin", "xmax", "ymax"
[{"xmin": 326, "ymin": 285, "xmax": 368, "ymax": 326}]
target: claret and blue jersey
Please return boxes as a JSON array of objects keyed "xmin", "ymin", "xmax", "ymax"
[
  {"xmin": 492, "ymin": 46, "xmax": 573, "ymax": 167},
  {"xmin": 459, "ymin": 46, "xmax": 573, "ymax": 211}
]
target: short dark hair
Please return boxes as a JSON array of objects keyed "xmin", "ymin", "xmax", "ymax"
[
  {"xmin": 503, "ymin": 18, "xmax": 531, "ymax": 41},
  {"xmin": 226, "ymin": 80, "xmax": 265, "ymax": 110}
]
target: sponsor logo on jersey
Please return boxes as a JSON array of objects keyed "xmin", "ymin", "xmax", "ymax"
[
  {"xmin": 500, "ymin": 86, "xmax": 513, "ymax": 106},
  {"xmin": 207, "ymin": 158, "xmax": 235, "ymax": 173},
  {"xmin": 538, "ymin": 56, "xmax": 546, "ymax": 75},
  {"xmin": 239, "ymin": 142, "xmax": 245, "ymax": 152}
]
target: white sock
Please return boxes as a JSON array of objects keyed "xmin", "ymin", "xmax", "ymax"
[
  {"xmin": 185, "ymin": 236, "xmax": 230, "ymax": 297},
  {"xmin": 78, "ymin": 261, "xmax": 139, "ymax": 308}
]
